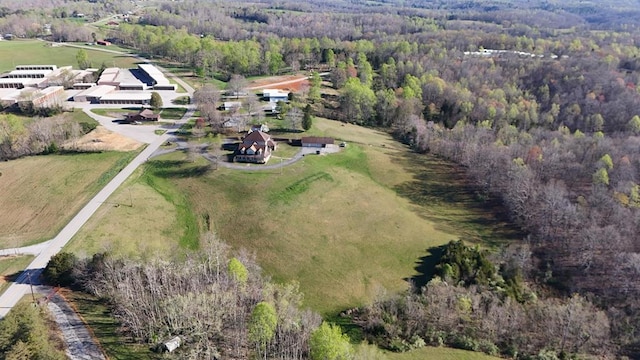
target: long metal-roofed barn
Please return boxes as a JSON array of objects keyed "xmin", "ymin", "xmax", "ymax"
[
  {"xmin": 73, "ymin": 85, "xmax": 117, "ymax": 103},
  {"xmin": 138, "ymin": 64, "xmax": 176, "ymax": 91},
  {"xmin": 97, "ymin": 67, "xmax": 146, "ymax": 90}
]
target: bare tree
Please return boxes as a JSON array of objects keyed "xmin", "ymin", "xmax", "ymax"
[
  {"xmin": 227, "ymin": 74, "xmax": 248, "ymax": 99},
  {"xmin": 193, "ymin": 84, "xmax": 223, "ymax": 133},
  {"xmin": 285, "ymin": 107, "xmax": 303, "ymax": 131}
]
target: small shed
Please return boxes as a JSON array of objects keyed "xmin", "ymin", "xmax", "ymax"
[
  {"xmin": 160, "ymin": 336, "xmax": 181, "ymax": 353},
  {"xmin": 301, "ymin": 137, "xmax": 334, "ymax": 148},
  {"xmin": 221, "ymin": 101, "xmax": 241, "ymax": 111}
]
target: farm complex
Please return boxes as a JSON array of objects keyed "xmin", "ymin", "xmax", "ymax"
[{"xmin": 0, "ymin": 63, "xmax": 177, "ymax": 108}]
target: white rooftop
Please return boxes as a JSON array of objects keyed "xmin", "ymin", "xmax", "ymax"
[
  {"xmin": 138, "ymin": 64, "xmax": 171, "ymax": 85},
  {"xmin": 6, "ymin": 69, "xmax": 53, "ymax": 76},
  {"xmin": 76, "ymin": 85, "xmax": 116, "ymax": 98},
  {"xmin": 262, "ymin": 89, "xmax": 289, "ymax": 97}
]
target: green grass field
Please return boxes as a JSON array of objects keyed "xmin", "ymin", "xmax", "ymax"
[
  {"xmin": 385, "ymin": 346, "xmax": 501, "ymax": 360},
  {"xmin": 0, "ymin": 40, "xmax": 138, "ymax": 72},
  {"xmin": 69, "ymin": 118, "xmax": 519, "ymax": 315},
  {"xmin": 90, "ymin": 108, "xmax": 132, "ymax": 117},
  {"xmin": 0, "ymin": 151, "xmax": 138, "ymax": 248},
  {"xmin": 159, "ymin": 107, "xmax": 187, "ymax": 120},
  {"xmin": 66, "ymin": 157, "xmax": 197, "ymax": 258},
  {"xmin": 62, "ymin": 117, "xmax": 518, "ymax": 359}
]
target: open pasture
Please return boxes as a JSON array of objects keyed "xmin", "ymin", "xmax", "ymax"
[
  {"xmin": 0, "ymin": 40, "xmax": 138, "ymax": 73},
  {"xmin": 71, "ymin": 117, "xmax": 519, "ymax": 315},
  {"xmin": 0, "ymin": 151, "xmax": 138, "ymax": 248}
]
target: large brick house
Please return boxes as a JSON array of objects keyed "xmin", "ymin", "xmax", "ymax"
[{"xmin": 234, "ymin": 130, "xmax": 276, "ymax": 164}]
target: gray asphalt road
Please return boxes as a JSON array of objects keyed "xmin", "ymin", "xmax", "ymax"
[{"xmin": 0, "ymin": 104, "xmax": 194, "ymax": 318}]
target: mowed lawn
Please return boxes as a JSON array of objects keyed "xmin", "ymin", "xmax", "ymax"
[
  {"xmin": 0, "ymin": 151, "xmax": 138, "ymax": 248},
  {"xmin": 72, "ymin": 117, "xmax": 516, "ymax": 316},
  {"xmin": 0, "ymin": 40, "xmax": 138, "ymax": 72}
]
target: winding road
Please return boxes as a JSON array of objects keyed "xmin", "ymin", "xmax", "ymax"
[{"xmin": 0, "ymin": 56, "xmax": 195, "ymax": 318}]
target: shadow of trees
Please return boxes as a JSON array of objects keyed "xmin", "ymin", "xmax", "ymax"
[{"xmin": 406, "ymin": 245, "xmax": 447, "ymax": 290}]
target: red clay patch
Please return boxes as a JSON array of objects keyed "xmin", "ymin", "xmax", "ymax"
[{"xmin": 248, "ymin": 75, "xmax": 309, "ymax": 92}]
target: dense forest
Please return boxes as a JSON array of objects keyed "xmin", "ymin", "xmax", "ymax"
[{"xmin": 4, "ymin": 0, "xmax": 640, "ymax": 358}]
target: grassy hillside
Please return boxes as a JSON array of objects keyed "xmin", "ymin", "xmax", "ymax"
[
  {"xmin": 69, "ymin": 118, "xmax": 519, "ymax": 316},
  {"xmin": 385, "ymin": 346, "xmax": 502, "ymax": 360},
  {"xmin": 0, "ymin": 40, "xmax": 138, "ymax": 72},
  {"xmin": 66, "ymin": 159, "xmax": 196, "ymax": 258},
  {"xmin": 0, "ymin": 151, "xmax": 138, "ymax": 248}
]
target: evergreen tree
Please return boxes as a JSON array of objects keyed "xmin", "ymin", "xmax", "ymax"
[{"xmin": 303, "ymin": 104, "xmax": 313, "ymax": 130}]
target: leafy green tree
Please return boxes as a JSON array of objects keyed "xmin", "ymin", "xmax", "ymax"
[
  {"xmin": 228, "ymin": 257, "xmax": 248, "ymax": 284},
  {"xmin": 310, "ymin": 322, "xmax": 353, "ymax": 360},
  {"xmin": 276, "ymin": 100, "xmax": 291, "ymax": 119},
  {"xmin": 150, "ymin": 92, "xmax": 163, "ymax": 110},
  {"xmin": 249, "ymin": 302, "xmax": 278, "ymax": 359},
  {"xmin": 267, "ymin": 51, "xmax": 285, "ymax": 75},
  {"xmin": 76, "ymin": 49, "xmax": 90, "ymax": 70},
  {"xmin": 340, "ymin": 77, "xmax": 376, "ymax": 125},
  {"xmin": 599, "ymin": 154, "xmax": 613, "ymax": 170},
  {"xmin": 593, "ymin": 168, "xmax": 609, "ymax": 186},
  {"xmin": 324, "ymin": 49, "xmax": 336, "ymax": 68},
  {"xmin": 435, "ymin": 240, "xmax": 497, "ymax": 287},
  {"xmin": 628, "ymin": 115, "xmax": 640, "ymax": 135},
  {"xmin": 308, "ymin": 71, "xmax": 322, "ymax": 103},
  {"xmin": 44, "ymin": 252, "xmax": 77, "ymax": 286},
  {"xmin": 303, "ymin": 104, "xmax": 313, "ymax": 130},
  {"xmin": 375, "ymin": 89, "xmax": 398, "ymax": 126},
  {"xmin": 356, "ymin": 53, "xmax": 373, "ymax": 87},
  {"xmin": 401, "ymin": 74, "xmax": 422, "ymax": 99}
]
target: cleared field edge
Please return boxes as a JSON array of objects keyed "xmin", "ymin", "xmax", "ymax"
[
  {"xmin": 45, "ymin": 150, "xmax": 144, "ymax": 244},
  {"xmin": 0, "ymin": 150, "xmax": 143, "ymax": 248},
  {"xmin": 65, "ymin": 153, "xmax": 198, "ymax": 258}
]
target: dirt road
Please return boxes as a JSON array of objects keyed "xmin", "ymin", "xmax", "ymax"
[{"xmin": 47, "ymin": 294, "xmax": 106, "ymax": 360}]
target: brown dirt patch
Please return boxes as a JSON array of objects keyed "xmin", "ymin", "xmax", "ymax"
[
  {"xmin": 63, "ymin": 126, "xmax": 142, "ymax": 152},
  {"xmin": 248, "ymin": 75, "xmax": 309, "ymax": 92}
]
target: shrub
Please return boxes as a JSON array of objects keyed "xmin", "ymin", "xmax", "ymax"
[{"xmin": 43, "ymin": 252, "xmax": 77, "ymax": 287}]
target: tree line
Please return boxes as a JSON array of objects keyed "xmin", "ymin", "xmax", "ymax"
[
  {"xmin": 111, "ymin": 2, "xmax": 640, "ymax": 356},
  {"xmin": 44, "ymin": 233, "xmax": 366, "ymax": 359},
  {"xmin": 0, "ymin": 113, "xmax": 91, "ymax": 160}
]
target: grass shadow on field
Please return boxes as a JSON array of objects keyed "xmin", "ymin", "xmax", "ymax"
[
  {"xmin": 407, "ymin": 245, "xmax": 447, "ymax": 289},
  {"xmin": 392, "ymin": 153, "xmax": 523, "ymax": 247},
  {"xmin": 147, "ymin": 159, "xmax": 211, "ymax": 179}
]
